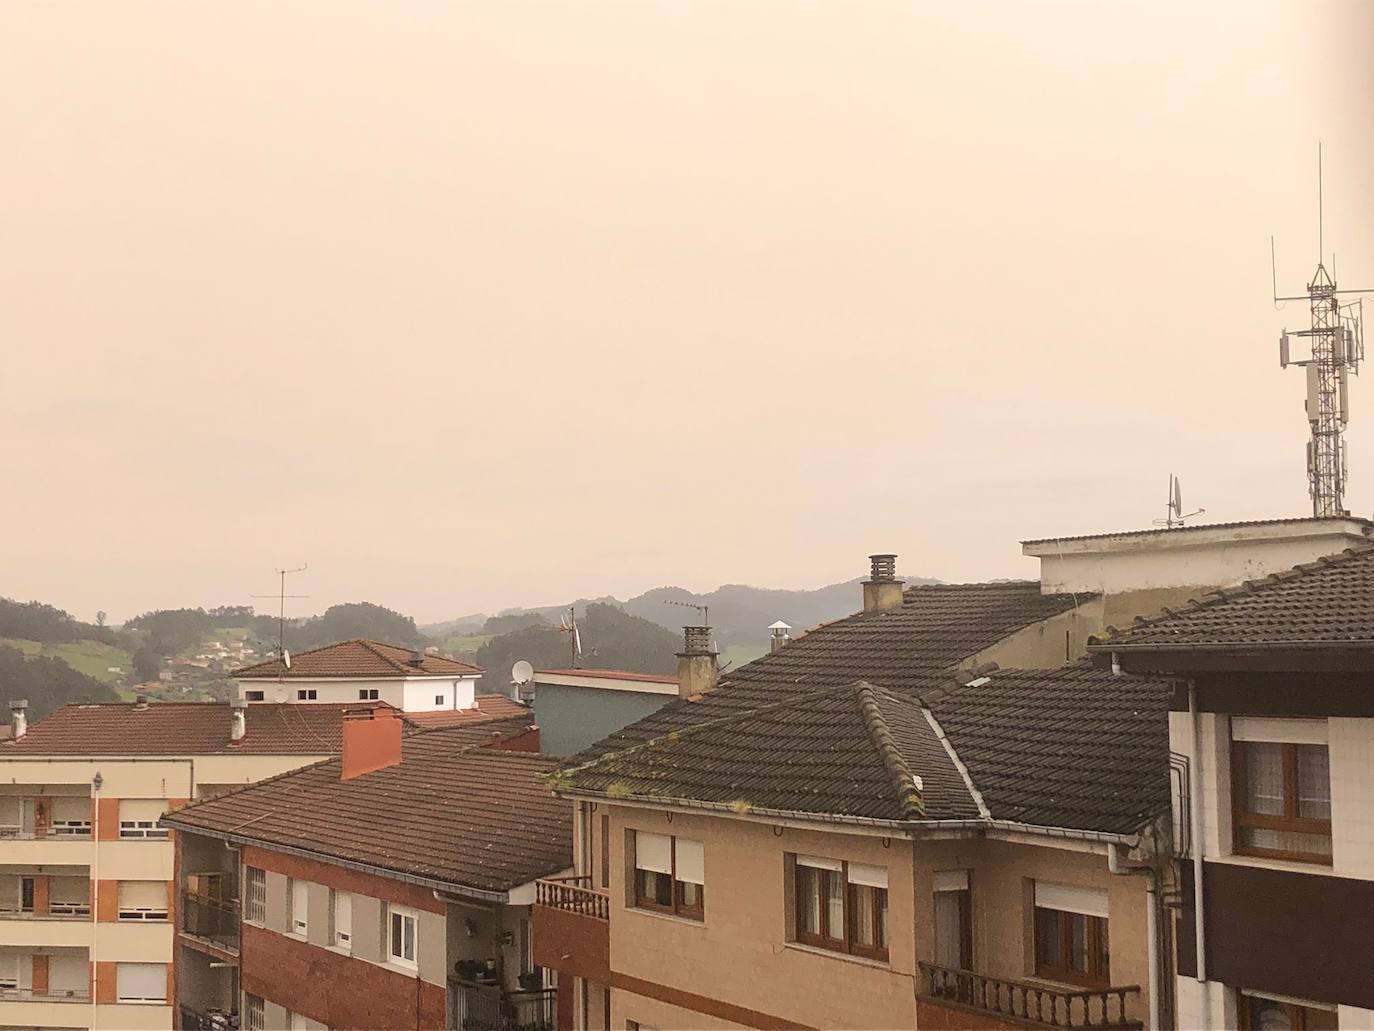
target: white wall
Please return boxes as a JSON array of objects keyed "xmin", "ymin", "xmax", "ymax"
[
  {"xmin": 238, "ymin": 675, "xmax": 479, "ymax": 712},
  {"xmin": 1329, "ymin": 718, "xmax": 1374, "ymax": 879},
  {"xmin": 402, "ymin": 676, "xmax": 477, "ymax": 713}
]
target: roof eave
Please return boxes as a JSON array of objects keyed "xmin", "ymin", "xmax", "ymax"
[{"xmin": 1090, "ymin": 641, "xmax": 1374, "ymax": 674}]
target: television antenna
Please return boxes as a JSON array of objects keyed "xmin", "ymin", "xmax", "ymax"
[
  {"xmin": 252, "ymin": 565, "xmax": 309, "ymax": 677},
  {"xmin": 557, "ymin": 607, "xmax": 582, "ymax": 668},
  {"xmin": 662, "ymin": 599, "xmax": 709, "ymax": 627},
  {"xmin": 1272, "ymin": 143, "xmax": 1372, "ymax": 517},
  {"xmin": 1153, "ymin": 474, "xmax": 1205, "ymax": 529}
]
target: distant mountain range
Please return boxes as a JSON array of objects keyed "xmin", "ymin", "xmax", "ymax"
[{"xmin": 420, "ymin": 574, "xmax": 937, "ymax": 652}]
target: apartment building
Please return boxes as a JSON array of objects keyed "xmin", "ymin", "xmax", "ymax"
[
  {"xmin": 1096, "ymin": 544, "xmax": 1374, "ymax": 1030},
  {"xmin": 162, "ymin": 709, "xmax": 568, "ymax": 1031}
]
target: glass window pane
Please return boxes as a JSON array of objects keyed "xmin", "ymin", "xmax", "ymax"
[
  {"xmin": 1245, "ymin": 997, "xmax": 1293, "ymax": 1030},
  {"xmin": 1093, "ymin": 915, "xmax": 1110, "ymax": 978},
  {"xmin": 391, "ymin": 912, "xmax": 402, "ymax": 957},
  {"xmin": 1034, "ymin": 907, "xmax": 1061, "ymax": 968},
  {"xmin": 1239, "ymin": 826, "xmax": 1333, "ymax": 857},
  {"xmin": 934, "ymin": 891, "xmax": 964, "ymax": 968},
  {"xmin": 850, "ymin": 884, "xmax": 875, "ymax": 947},
  {"xmin": 1243, "ymin": 742, "xmax": 1286, "ymax": 815},
  {"xmin": 797, "ymin": 866, "xmax": 820, "ymax": 935},
  {"xmin": 1068, "ymin": 912, "xmax": 1088, "ymax": 972},
  {"xmin": 824, "ymin": 871, "xmax": 844, "ymax": 941},
  {"xmin": 875, "ymin": 887, "xmax": 888, "ymax": 950},
  {"xmin": 1297, "ymin": 745, "xmax": 1331, "ymax": 820}
]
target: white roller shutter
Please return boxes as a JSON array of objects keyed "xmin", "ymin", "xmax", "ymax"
[
  {"xmin": 1035, "ymin": 882, "xmax": 1108, "ymax": 919},
  {"xmin": 119, "ymin": 881, "xmax": 168, "ymax": 917},
  {"xmin": 674, "ymin": 839, "xmax": 704, "ymax": 884},
  {"xmin": 116, "ymin": 962, "xmax": 167, "ymax": 1002},
  {"xmin": 796, "ymin": 854, "xmax": 842, "ymax": 872},
  {"xmin": 847, "ymin": 863, "xmax": 888, "ymax": 889},
  {"xmin": 932, "ymin": 870, "xmax": 969, "ymax": 893},
  {"xmin": 50, "ymin": 877, "xmax": 88, "ymax": 905},
  {"xmin": 51, "ymin": 797, "xmax": 89, "ymax": 823},
  {"xmin": 1231, "ymin": 716, "xmax": 1327, "ymax": 745},
  {"xmin": 635, "ymin": 832, "xmax": 672, "ymax": 874},
  {"xmin": 118, "ymin": 799, "xmax": 166, "ymax": 822}
]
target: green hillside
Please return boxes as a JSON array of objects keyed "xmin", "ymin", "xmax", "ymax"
[{"xmin": 0, "ymin": 639, "xmax": 133, "ymax": 684}]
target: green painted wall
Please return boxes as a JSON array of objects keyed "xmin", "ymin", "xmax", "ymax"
[{"xmin": 534, "ymin": 682, "xmax": 675, "ymax": 757}]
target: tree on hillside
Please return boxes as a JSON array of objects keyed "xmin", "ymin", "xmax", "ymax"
[
  {"xmin": 473, "ymin": 602, "xmax": 679, "ymax": 693},
  {"xmin": 124, "ymin": 608, "xmax": 214, "ymax": 656},
  {"xmin": 482, "ymin": 612, "xmax": 549, "ymax": 635},
  {"xmin": 95, "ymin": 611, "xmax": 107, "ymax": 628},
  {"xmin": 133, "ymin": 645, "xmax": 162, "ymax": 683},
  {"xmin": 288, "ymin": 602, "xmax": 424, "ymax": 651},
  {"xmin": 0, "ymin": 597, "xmax": 115, "ymax": 646},
  {"xmin": 0, "ymin": 646, "xmax": 119, "ymax": 721}
]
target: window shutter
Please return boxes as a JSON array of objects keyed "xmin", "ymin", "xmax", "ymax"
[
  {"xmin": 635, "ymin": 832, "xmax": 672, "ymax": 874},
  {"xmin": 334, "ymin": 892, "xmax": 352, "ymax": 944},
  {"xmin": 847, "ymin": 863, "xmax": 888, "ymax": 889},
  {"xmin": 116, "ymin": 962, "xmax": 167, "ymax": 1001},
  {"xmin": 933, "ymin": 869, "xmax": 969, "ymax": 893},
  {"xmin": 796, "ymin": 854, "xmax": 842, "ymax": 872},
  {"xmin": 291, "ymin": 880, "xmax": 308, "ymax": 933},
  {"xmin": 674, "ymin": 839, "xmax": 705, "ymax": 884},
  {"xmin": 51, "ymin": 798, "xmax": 89, "ymax": 823},
  {"xmin": 119, "ymin": 881, "xmax": 168, "ymax": 914},
  {"xmin": 50, "ymin": 877, "xmax": 89, "ymax": 905},
  {"xmin": 1035, "ymin": 882, "xmax": 1108, "ymax": 919},
  {"xmin": 118, "ymin": 799, "xmax": 167, "ymax": 823},
  {"xmin": 1231, "ymin": 716, "xmax": 1327, "ymax": 745}
]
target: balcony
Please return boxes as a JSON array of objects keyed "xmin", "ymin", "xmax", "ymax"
[
  {"xmin": 179, "ymin": 891, "xmax": 240, "ymax": 958},
  {"xmin": 917, "ymin": 962, "xmax": 1142, "ymax": 1030},
  {"xmin": 449, "ymin": 977, "xmax": 556, "ymax": 1031},
  {"xmin": 0, "ymin": 822, "xmax": 92, "ymax": 841},
  {"xmin": 179, "ymin": 1003, "xmax": 239, "ymax": 1030},
  {"xmin": 532, "ymin": 877, "xmax": 609, "ymax": 984},
  {"xmin": 0, "ymin": 906, "xmax": 93, "ymax": 948},
  {"xmin": 0, "ymin": 986, "xmax": 91, "ymax": 1003}
]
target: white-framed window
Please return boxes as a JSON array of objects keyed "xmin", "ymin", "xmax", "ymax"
[
  {"xmin": 290, "ymin": 878, "xmax": 308, "ymax": 936},
  {"xmin": 388, "ymin": 904, "xmax": 418, "ymax": 967},
  {"xmin": 244, "ymin": 994, "xmax": 265, "ymax": 1031},
  {"xmin": 297, "ymin": 689, "xmax": 317, "ymax": 701},
  {"xmin": 358, "ymin": 688, "xmax": 379, "ymax": 700},
  {"xmin": 244, "ymin": 867, "xmax": 266, "ymax": 924},
  {"xmin": 118, "ymin": 799, "xmax": 169, "ymax": 839},
  {"xmin": 116, "ymin": 962, "xmax": 167, "ymax": 1003},
  {"xmin": 118, "ymin": 880, "xmax": 169, "ymax": 920},
  {"xmin": 331, "ymin": 889, "xmax": 352, "ymax": 950},
  {"xmin": 245, "ymin": 690, "xmax": 265, "ymax": 702}
]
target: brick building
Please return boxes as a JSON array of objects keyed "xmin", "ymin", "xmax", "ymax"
[{"xmin": 163, "ymin": 708, "xmax": 568, "ymax": 1031}]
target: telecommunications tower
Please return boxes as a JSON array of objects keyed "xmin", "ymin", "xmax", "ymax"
[{"xmin": 1275, "ymin": 146, "xmax": 1371, "ymax": 517}]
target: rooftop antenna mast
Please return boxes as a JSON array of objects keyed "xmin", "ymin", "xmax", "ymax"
[
  {"xmin": 557, "ymin": 606, "xmax": 582, "ymax": 669},
  {"xmin": 252, "ymin": 565, "xmax": 309, "ymax": 677},
  {"xmin": 662, "ymin": 598, "xmax": 709, "ymax": 628},
  {"xmin": 1273, "ymin": 143, "xmax": 1372, "ymax": 517},
  {"xmin": 1153, "ymin": 474, "xmax": 1204, "ymax": 529}
]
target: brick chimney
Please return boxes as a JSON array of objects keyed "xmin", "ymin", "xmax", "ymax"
[
  {"xmin": 862, "ymin": 553, "xmax": 905, "ymax": 614},
  {"xmin": 229, "ymin": 699, "xmax": 247, "ymax": 746},
  {"xmin": 341, "ymin": 707, "xmax": 403, "ymax": 781},
  {"xmin": 9, "ymin": 700, "xmax": 27, "ymax": 741},
  {"xmin": 677, "ymin": 626, "xmax": 718, "ymax": 698}
]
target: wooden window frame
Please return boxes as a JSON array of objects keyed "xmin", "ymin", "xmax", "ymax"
[
  {"xmin": 632, "ymin": 834, "xmax": 704, "ymax": 922},
  {"xmin": 1231, "ymin": 740, "xmax": 1333, "ymax": 865},
  {"xmin": 793, "ymin": 858, "xmax": 889, "ymax": 962},
  {"xmin": 1237, "ymin": 990, "xmax": 1337, "ymax": 1030},
  {"xmin": 1033, "ymin": 906, "xmax": 1110, "ymax": 989}
]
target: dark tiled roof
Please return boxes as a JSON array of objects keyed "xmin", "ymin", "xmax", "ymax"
[
  {"xmin": 1022, "ymin": 516, "xmax": 1374, "ymax": 547},
  {"xmin": 555, "ymin": 682, "xmax": 981, "ymax": 823},
  {"xmin": 929, "ymin": 667, "xmax": 1169, "ymax": 835},
  {"xmin": 163, "ymin": 728, "xmax": 570, "ymax": 894},
  {"xmin": 574, "ymin": 581, "xmax": 1085, "ymax": 761},
  {"xmin": 1090, "ymin": 546, "xmax": 1374, "ymax": 651},
  {"xmin": 0, "ymin": 702, "xmax": 532, "ymax": 756},
  {"xmin": 233, "ymin": 639, "xmax": 481, "ymax": 679}
]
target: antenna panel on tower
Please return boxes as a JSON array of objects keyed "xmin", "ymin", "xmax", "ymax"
[
  {"xmin": 1307, "ymin": 365, "xmax": 1321, "ymax": 421},
  {"xmin": 1280, "ymin": 333, "xmax": 1290, "ymax": 368}
]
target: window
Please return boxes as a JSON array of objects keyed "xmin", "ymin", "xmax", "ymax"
[
  {"xmin": 1238, "ymin": 991, "xmax": 1338, "ymax": 1030},
  {"xmin": 1033, "ymin": 883, "xmax": 1110, "ymax": 988},
  {"xmin": 244, "ymin": 867, "xmax": 266, "ymax": 923},
  {"xmin": 358, "ymin": 688, "xmax": 379, "ymax": 700},
  {"xmin": 792, "ymin": 855, "xmax": 889, "ymax": 961},
  {"xmin": 600, "ymin": 815, "xmax": 610, "ymax": 890},
  {"xmin": 633, "ymin": 832, "xmax": 704, "ymax": 920},
  {"xmin": 389, "ymin": 905, "xmax": 418, "ymax": 967},
  {"xmin": 116, "ymin": 962, "xmax": 167, "ymax": 1003},
  {"xmin": 290, "ymin": 878, "xmax": 308, "ymax": 935},
  {"xmin": 50, "ymin": 876, "xmax": 91, "ymax": 916},
  {"xmin": 51, "ymin": 797, "xmax": 91, "ymax": 837},
  {"xmin": 297, "ymin": 688, "xmax": 317, "ymax": 701},
  {"xmin": 244, "ymin": 994, "xmax": 265, "ymax": 1031},
  {"xmin": 933, "ymin": 870, "xmax": 972, "ymax": 969},
  {"xmin": 1232, "ymin": 725, "xmax": 1332, "ymax": 864},
  {"xmin": 244, "ymin": 690, "xmax": 265, "ymax": 702},
  {"xmin": 118, "ymin": 881, "xmax": 169, "ymax": 920},
  {"xmin": 331, "ymin": 889, "xmax": 352, "ymax": 950},
  {"xmin": 118, "ymin": 799, "xmax": 169, "ymax": 839},
  {"xmin": 19, "ymin": 877, "xmax": 35, "ymax": 914},
  {"xmin": 435, "ymin": 694, "xmax": 444, "ymax": 706}
]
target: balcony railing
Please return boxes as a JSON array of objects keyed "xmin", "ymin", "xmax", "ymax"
[
  {"xmin": 179, "ymin": 1003, "xmax": 239, "ymax": 1030},
  {"xmin": 534, "ymin": 876, "xmax": 608, "ymax": 921},
  {"xmin": 0, "ymin": 823, "xmax": 92, "ymax": 841},
  {"xmin": 0, "ymin": 985, "xmax": 92, "ymax": 1003},
  {"xmin": 450, "ymin": 977, "xmax": 556, "ymax": 1031},
  {"xmin": 180, "ymin": 891, "xmax": 240, "ymax": 954},
  {"xmin": 919, "ymin": 962, "xmax": 1142, "ymax": 1030},
  {"xmin": 0, "ymin": 905, "xmax": 90, "ymax": 920}
]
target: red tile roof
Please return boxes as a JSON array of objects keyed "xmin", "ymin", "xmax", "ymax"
[
  {"xmin": 163, "ymin": 728, "xmax": 570, "ymax": 895},
  {"xmin": 0, "ymin": 701, "xmax": 532, "ymax": 757},
  {"xmin": 403, "ymin": 695, "xmax": 530, "ymax": 728},
  {"xmin": 232, "ymin": 639, "xmax": 481, "ymax": 680},
  {"xmin": 537, "ymin": 668, "xmax": 678, "ymax": 685}
]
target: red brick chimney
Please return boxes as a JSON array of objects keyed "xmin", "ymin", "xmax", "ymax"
[{"xmin": 341, "ymin": 707, "xmax": 403, "ymax": 781}]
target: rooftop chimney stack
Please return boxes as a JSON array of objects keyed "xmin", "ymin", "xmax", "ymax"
[
  {"xmin": 341, "ymin": 706, "xmax": 403, "ymax": 781},
  {"xmin": 862, "ymin": 553, "xmax": 905, "ymax": 614},
  {"xmin": 769, "ymin": 621, "xmax": 793, "ymax": 653},
  {"xmin": 229, "ymin": 699, "xmax": 247, "ymax": 745},
  {"xmin": 677, "ymin": 626, "xmax": 719, "ymax": 699},
  {"xmin": 407, "ymin": 650, "xmax": 425, "ymax": 667},
  {"xmin": 9, "ymin": 700, "xmax": 27, "ymax": 741}
]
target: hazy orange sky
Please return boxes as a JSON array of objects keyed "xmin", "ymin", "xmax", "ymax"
[{"xmin": 3, "ymin": 2, "xmax": 1372, "ymax": 624}]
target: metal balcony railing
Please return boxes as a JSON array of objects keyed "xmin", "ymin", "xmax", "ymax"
[
  {"xmin": 919, "ymin": 961, "xmax": 1143, "ymax": 1029},
  {"xmin": 0, "ymin": 985, "xmax": 92, "ymax": 1003},
  {"xmin": 533, "ymin": 876, "xmax": 608, "ymax": 921},
  {"xmin": 0, "ymin": 823, "xmax": 92, "ymax": 840},
  {"xmin": 0, "ymin": 905, "xmax": 90, "ymax": 920},
  {"xmin": 450, "ymin": 978, "xmax": 556, "ymax": 1031},
  {"xmin": 180, "ymin": 891, "xmax": 240, "ymax": 953}
]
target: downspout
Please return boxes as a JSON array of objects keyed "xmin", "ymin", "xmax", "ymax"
[
  {"xmin": 1188, "ymin": 681, "xmax": 1208, "ymax": 1005},
  {"xmin": 1106, "ymin": 844, "xmax": 1159, "ymax": 1031}
]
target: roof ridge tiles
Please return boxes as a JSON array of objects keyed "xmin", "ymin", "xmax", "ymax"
[{"xmin": 852, "ymin": 682, "xmax": 925, "ymax": 818}]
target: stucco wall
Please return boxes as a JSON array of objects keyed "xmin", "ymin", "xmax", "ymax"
[{"xmin": 534, "ymin": 685, "xmax": 674, "ymax": 757}]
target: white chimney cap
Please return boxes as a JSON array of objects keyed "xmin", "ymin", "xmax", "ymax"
[{"xmin": 768, "ymin": 621, "xmax": 792, "ymax": 631}]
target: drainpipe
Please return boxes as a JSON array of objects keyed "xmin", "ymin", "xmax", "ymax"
[
  {"xmin": 1106, "ymin": 844, "xmax": 1159, "ymax": 1031},
  {"xmin": 1188, "ymin": 681, "xmax": 1208, "ymax": 1009}
]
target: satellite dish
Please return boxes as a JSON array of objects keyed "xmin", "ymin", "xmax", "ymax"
[
  {"xmin": 274, "ymin": 686, "xmax": 288, "ymax": 703},
  {"xmin": 282, "ymin": 649, "xmax": 292, "ymax": 670},
  {"xmin": 511, "ymin": 660, "xmax": 534, "ymax": 685}
]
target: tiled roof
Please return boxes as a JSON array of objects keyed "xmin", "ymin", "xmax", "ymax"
[
  {"xmin": 928, "ymin": 667, "xmax": 1169, "ymax": 835},
  {"xmin": 1022, "ymin": 516, "xmax": 1374, "ymax": 547},
  {"xmin": 537, "ymin": 668, "xmax": 678, "ymax": 685},
  {"xmin": 163, "ymin": 729, "xmax": 570, "ymax": 895},
  {"xmin": 555, "ymin": 682, "xmax": 982, "ymax": 823},
  {"xmin": 574, "ymin": 581, "xmax": 1085, "ymax": 760},
  {"xmin": 1090, "ymin": 546, "xmax": 1374, "ymax": 651},
  {"xmin": 233, "ymin": 639, "xmax": 481, "ymax": 679},
  {"xmin": 403, "ymin": 695, "xmax": 529, "ymax": 728},
  {"xmin": 0, "ymin": 701, "xmax": 531, "ymax": 757}
]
